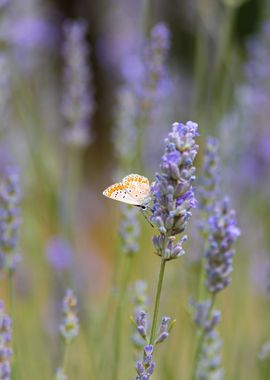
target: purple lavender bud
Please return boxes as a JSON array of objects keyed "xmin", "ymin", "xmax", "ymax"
[
  {"xmin": 46, "ymin": 236, "xmax": 73, "ymax": 272},
  {"xmin": 0, "ymin": 301, "xmax": 12, "ymax": 380},
  {"xmin": 205, "ymin": 197, "xmax": 240, "ymax": 294},
  {"xmin": 154, "ymin": 316, "xmax": 170, "ymax": 344},
  {"xmin": 144, "ymin": 344, "xmax": 154, "ymax": 357},
  {"xmin": 152, "ymin": 235, "xmax": 162, "ymax": 251},
  {"xmin": 59, "ymin": 289, "xmax": 79, "ymax": 343},
  {"xmin": 204, "ymin": 310, "xmax": 221, "ymax": 333},
  {"xmin": 0, "ymin": 167, "xmax": 21, "ymax": 273},
  {"xmin": 151, "ymin": 121, "xmax": 198, "ymax": 260},
  {"xmin": 135, "ymin": 311, "xmax": 148, "ymax": 340},
  {"xmin": 136, "ymin": 361, "xmax": 144, "ymax": 375},
  {"xmin": 171, "ymin": 235, "xmax": 187, "ymax": 259},
  {"xmin": 62, "ymin": 20, "xmax": 95, "ymax": 147}
]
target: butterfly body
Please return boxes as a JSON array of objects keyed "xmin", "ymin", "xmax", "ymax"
[{"xmin": 103, "ymin": 174, "xmax": 151, "ymax": 206}]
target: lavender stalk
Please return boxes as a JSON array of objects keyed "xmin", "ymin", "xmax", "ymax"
[
  {"xmin": 191, "ymin": 139, "xmax": 240, "ymax": 380},
  {"xmin": 55, "ymin": 289, "xmax": 79, "ymax": 380},
  {"xmin": 61, "ymin": 19, "xmax": 95, "ymax": 239},
  {"xmin": 62, "ymin": 20, "xmax": 95, "ymax": 148},
  {"xmin": 134, "ymin": 121, "xmax": 199, "ymax": 379},
  {"xmin": 0, "ymin": 167, "xmax": 21, "ymax": 278},
  {"xmin": 111, "ymin": 22, "xmax": 170, "ymax": 380},
  {"xmin": 197, "ymin": 137, "xmax": 220, "ymax": 300},
  {"xmin": 135, "ymin": 22, "xmax": 170, "ymax": 168},
  {"xmin": 0, "ymin": 167, "xmax": 21, "ymax": 379}
]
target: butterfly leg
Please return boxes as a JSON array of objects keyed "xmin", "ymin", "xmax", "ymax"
[{"xmin": 139, "ymin": 207, "xmax": 154, "ymax": 228}]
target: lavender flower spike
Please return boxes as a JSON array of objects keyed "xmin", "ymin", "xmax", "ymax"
[
  {"xmin": 62, "ymin": 20, "xmax": 95, "ymax": 147},
  {"xmin": 140, "ymin": 23, "xmax": 170, "ymax": 113},
  {"xmin": 152, "ymin": 121, "xmax": 199, "ymax": 260},
  {"xmin": 193, "ymin": 301, "xmax": 223, "ymax": 380},
  {"xmin": 136, "ymin": 345, "xmax": 155, "ymax": 380},
  {"xmin": 205, "ymin": 197, "xmax": 240, "ymax": 293},
  {"xmin": 0, "ymin": 301, "xmax": 12, "ymax": 380},
  {"xmin": 59, "ymin": 289, "xmax": 79, "ymax": 342},
  {"xmin": 0, "ymin": 167, "xmax": 21, "ymax": 273}
]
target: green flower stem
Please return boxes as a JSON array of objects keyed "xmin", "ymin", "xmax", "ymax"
[
  {"xmin": 61, "ymin": 146, "xmax": 83, "ymax": 240},
  {"xmin": 197, "ymin": 241, "xmax": 208, "ymax": 302},
  {"xmin": 192, "ymin": 4, "xmax": 208, "ymax": 117},
  {"xmin": 143, "ymin": 0, "xmax": 154, "ymax": 36},
  {"xmin": 150, "ymin": 258, "xmax": 167, "ymax": 345},
  {"xmin": 112, "ymin": 255, "xmax": 133, "ymax": 380},
  {"xmin": 191, "ymin": 293, "xmax": 216, "ymax": 380},
  {"xmin": 211, "ymin": 4, "xmax": 237, "ymax": 124},
  {"xmin": 61, "ymin": 343, "xmax": 70, "ymax": 373},
  {"xmin": 7, "ymin": 271, "xmax": 14, "ymax": 316}
]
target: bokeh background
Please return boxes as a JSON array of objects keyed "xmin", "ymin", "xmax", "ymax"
[{"xmin": 1, "ymin": 0, "xmax": 270, "ymax": 379}]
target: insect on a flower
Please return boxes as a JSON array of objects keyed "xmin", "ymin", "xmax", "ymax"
[{"xmin": 103, "ymin": 174, "xmax": 153, "ymax": 225}]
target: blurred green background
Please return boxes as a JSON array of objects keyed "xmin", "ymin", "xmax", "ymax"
[{"xmin": 1, "ymin": 0, "xmax": 270, "ymax": 379}]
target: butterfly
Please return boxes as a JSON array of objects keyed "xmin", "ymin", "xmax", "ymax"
[
  {"xmin": 103, "ymin": 174, "xmax": 151, "ymax": 207},
  {"xmin": 103, "ymin": 174, "xmax": 153, "ymax": 226}
]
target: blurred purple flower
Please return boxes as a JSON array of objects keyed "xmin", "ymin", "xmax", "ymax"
[
  {"xmin": 0, "ymin": 300, "xmax": 12, "ymax": 380},
  {"xmin": 198, "ymin": 137, "xmax": 220, "ymax": 215},
  {"xmin": 0, "ymin": 167, "xmax": 21, "ymax": 273},
  {"xmin": 137, "ymin": 22, "xmax": 170, "ymax": 116},
  {"xmin": 5, "ymin": 13, "xmax": 59, "ymax": 72},
  {"xmin": 192, "ymin": 300, "xmax": 224, "ymax": 380},
  {"xmin": 95, "ymin": 0, "xmax": 144, "ymax": 75},
  {"xmin": 225, "ymin": 22, "xmax": 270, "ymax": 194},
  {"xmin": 9, "ymin": 17, "xmax": 57, "ymax": 50},
  {"xmin": 62, "ymin": 20, "xmax": 95, "ymax": 147},
  {"xmin": 0, "ymin": 0, "xmax": 9, "ymax": 10},
  {"xmin": 205, "ymin": 197, "xmax": 240, "ymax": 294},
  {"xmin": 46, "ymin": 237, "xmax": 73, "ymax": 272},
  {"xmin": 113, "ymin": 87, "xmax": 137, "ymax": 163},
  {"xmin": 59, "ymin": 289, "xmax": 79, "ymax": 342}
]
